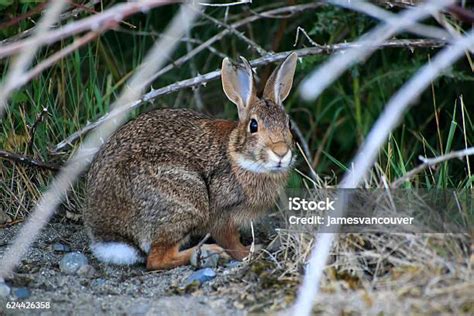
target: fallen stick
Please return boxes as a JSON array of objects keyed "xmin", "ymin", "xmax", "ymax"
[
  {"xmin": 391, "ymin": 147, "xmax": 474, "ymax": 188},
  {"xmin": 0, "ymin": 150, "xmax": 60, "ymax": 171}
]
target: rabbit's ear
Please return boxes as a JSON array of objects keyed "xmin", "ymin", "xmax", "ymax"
[
  {"xmin": 263, "ymin": 52, "xmax": 298, "ymax": 105},
  {"xmin": 221, "ymin": 56, "xmax": 256, "ymax": 118}
]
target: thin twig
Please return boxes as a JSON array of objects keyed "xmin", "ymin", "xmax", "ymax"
[
  {"xmin": 294, "ymin": 26, "xmax": 320, "ymax": 47},
  {"xmin": 447, "ymin": 4, "xmax": 474, "ymax": 23},
  {"xmin": 9, "ymin": 31, "xmax": 101, "ymax": 96},
  {"xmin": 200, "ymin": 11, "xmax": 269, "ymax": 56},
  {"xmin": 0, "ymin": 2, "xmax": 48, "ymax": 30},
  {"xmin": 194, "ymin": 233, "xmax": 211, "ymax": 269},
  {"xmin": 197, "ymin": 0, "xmax": 251, "ymax": 7},
  {"xmin": 459, "ymin": 97, "xmax": 472, "ymax": 188},
  {"xmin": 293, "ymin": 0, "xmax": 462, "ymax": 313},
  {"xmin": 0, "ymin": 1, "xmax": 201, "ymax": 282},
  {"xmin": 0, "ymin": 0, "xmax": 181, "ymax": 59},
  {"xmin": 0, "ymin": 150, "xmax": 60, "ymax": 171},
  {"xmin": 0, "ymin": 1, "xmax": 98, "ymax": 45},
  {"xmin": 293, "ymin": 27, "xmax": 474, "ymax": 316},
  {"xmin": 116, "ymin": 28, "xmax": 228, "ymax": 58},
  {"xmin": 185, "ymin": 29, "xmax": 204, "ymax": 110},
  {"xmin": 391, "ymin": 147, "xmax": 474, "ymax": 188},
  {"xmin": 52, "ymin": 38, "xmax": 446, "ymax": 153},
  {"xmin": 27, "ymin": 107, "xmax": 50, "ymax": 154},
  {"xmin": 140, "ymin": 3, "xmax": 321, "ymax": 92},
  {"xmin": 335, "ymin": 0, "xmax": 452, "ymax": 40},
  {"xmin": 0, "ymin": 0, "xmax": 68, "ymax": 117},
  {"xmin": 299, "ymin": 0, "xmax": 454, "ymax": 101}
]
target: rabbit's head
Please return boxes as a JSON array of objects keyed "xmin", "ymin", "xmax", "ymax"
[{"xmin": 222, "ymin": 53, "xmax": 297, "ymax": 173}]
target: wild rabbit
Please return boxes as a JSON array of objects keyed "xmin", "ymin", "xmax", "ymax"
[{"xmin": 84, "ymin": 53, "xmax": 297, "ymax": 270}]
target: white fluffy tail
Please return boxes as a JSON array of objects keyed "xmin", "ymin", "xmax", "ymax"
[{"xmin": 91, "ymin": 242, "xmax": 144, "ymax": 265}]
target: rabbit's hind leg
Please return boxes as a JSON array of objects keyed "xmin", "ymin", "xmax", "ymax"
[
  {"xmin": 146, "ymin": 243, "xmax": 225, "ymax": 270},
  {"xmin": 135, "ymin": 165, "xmax": 214, "ymax": 270},
  {"xmin": 212, "ymin": 222, "xmax": 250, "ymax": 261}
]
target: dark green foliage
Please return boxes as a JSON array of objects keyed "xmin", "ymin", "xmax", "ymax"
[{"xmin": 0, "ymin": 2, "xmax": 473, "ymax": 218}]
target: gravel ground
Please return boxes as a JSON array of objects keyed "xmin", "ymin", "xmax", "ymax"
[
  {"xmin": 0, "ymin": 222, "xmax": 248, "ymax": 315},
  {"xmin": 1, "ymin": 216, "xmax": 471, "ymax": 315}
]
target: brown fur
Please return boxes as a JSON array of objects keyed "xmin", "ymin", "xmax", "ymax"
[{"xmin": 84, "ymin": 53, "xmax": 298, "ymax": 269}]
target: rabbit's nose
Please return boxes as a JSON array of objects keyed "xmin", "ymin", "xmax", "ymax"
[{"xmin": 272, "ymin": 142, "xmax": 289, "ymax": 158}]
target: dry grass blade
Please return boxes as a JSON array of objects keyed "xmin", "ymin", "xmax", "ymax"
[
  {"xmin": 392, "ymin": 147, "xmax": 474, "ymax": 188},
  {"xmin": 293, "ymin": 24, "xmax": 474, "ymax": 316},
  {"xmin": 0, "ymin": 1, "xmax": 202, "ymax": 281}
]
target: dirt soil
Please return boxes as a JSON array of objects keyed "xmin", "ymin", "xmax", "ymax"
[
  {"xmin": 0, "ymin": 222, "xmax": 254, "ymax": 316},
  {"xmin": 1, "ymin": 216, "xmax": 472, "ymax": 315}
]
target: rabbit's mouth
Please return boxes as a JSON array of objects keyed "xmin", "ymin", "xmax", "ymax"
[
  {"xmin": 234, "ymin": 149, "xmax": 293, "ymax": 174},
  {"xmin": 266, "ymin": 149, "xmax": 293, "ymax": 171}
]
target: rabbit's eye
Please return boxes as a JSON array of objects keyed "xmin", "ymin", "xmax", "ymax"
[{"xmin": 249, "ymin": 119, "xmax": 258, "ymax": 133}]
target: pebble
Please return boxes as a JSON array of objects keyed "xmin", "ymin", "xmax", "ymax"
[
  {"xmin": 0, "ymin": 282, "xmax": 11, "ymax": 297},
  {"xmin": 91, "ymin": 278, "xmax": 106, "ymax": 288},
  {"xmin": 128, "ymin": 302, "xmax": 151, "ymax": 316},
  {"xmin": 52, "ymin": 243, "xmax": 71, "ymax": 253},
  {"xmin": 60, "ymin": 252, "xmax": 88, "ymax": 274},
  {"xmin": 190, "ymin": 248, "xmax": 220, "ymax": 268},
  {"xmin": 77, "ymin": 264, "xmax": 96, "ymax": 278},
  {"xmin": 225, "ymin": 260, "xmax": 241, "ymax": 269},
  {"xmin": 184, "ymin": 268, "xmax": 216, "ymax": 286},
  {"xmin": 14, "ymin": 287, "xmax": 31, "ymax": 299}
]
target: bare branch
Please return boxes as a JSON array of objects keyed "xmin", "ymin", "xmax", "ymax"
[
  {"xmin": 391, "ymin": 147, "xmax": 474, "ymax": 188},
  {"xmin": 197, "ymin": 0, "xmax": 251, "ymax": 7},
  {"xmin": 293, "ymin": 27, "xmax": 474, "ymax": 316},
  {"xmin": 27, "ymin": 107, "xmax": 50, "ymax": 154},
  {"xmin": 200, "ymin": 12, "xmax": 269, "ymax": 56},
  {"xmin": 0, "ymin": 1, "xmax": 99, "ymax": 46},
  {"xmin": 0, "ymin": 0, "xmax": 181, "ymax": 59},
  {"xmin": 294, "ymin": 26, "xmax": 320, "ymax": 47},
  {"xmin": 52, "ymin": 38, "xmax": 446, "ymax": 153},
  {"xmin": 0, "ymin": 0, "xmax": 68, "ymax": 117},
  {"xmin": 299, "ymin": 0, "xmax": 454, "ymax": 101},
  {"xmin": 185, "ymin": 29, "xmax": 204, "ymax": 110},
  {"xmin": 0, "ymin": 1, "xmax": 201, "ymax": 281},
  {"xmin": 335, "ymin": 0, "xmax": 452, "ymax": 40},
  {"xmin": 0, "ymin": 150, "xmax": 60, "ymax": 171},
  {"xmin": 140, "ymin": 3, "xmax": 322, "ymax": 92},
  {"xmin": 7, "ymin": 31, "xmax": 101, "ymax": 96}
]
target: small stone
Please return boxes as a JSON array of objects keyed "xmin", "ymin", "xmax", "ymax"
[
  {"xmin": 267, "ymin": 237, "xmax": 282, "ymax": 252},
  {"xmin": 129, "ymin": 302, "xmax": 151, "ymax": 316},
  {"xmin": 91, "ymin": 278, "xmax": 106, "ymax": 288},
  {"xmin": 77, "ymin": 264, "xmax": 96, "ymax": 278},
  {"xmin": 14, "ymin": 287, "xmax": 31, "ymax": 299},
  {"xmin": 184, "ymin": 268, "xmax": 216, "ymax": 286},
  {"xmin": 225, "ymin": 260, "xmax": 241, "ymax": 269},
  {"xmin": 52, "ymin": 243, "xmax": 70, "ymax": 252},
  {"xmin": 190, "ymin": 248, "xmax": 220, "ymax": 268},
  {"xmin": 0, "ymin": 282, "xmax": 11, "ymax": 297},
  {"xmin": 60, "ymin": 252, "xmax": 88, "ymax": 274}
]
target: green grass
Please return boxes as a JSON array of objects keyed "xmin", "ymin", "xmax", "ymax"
[{"xmin": 0, "ymin": 2, "xmax": 473, "ymax": 218}]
